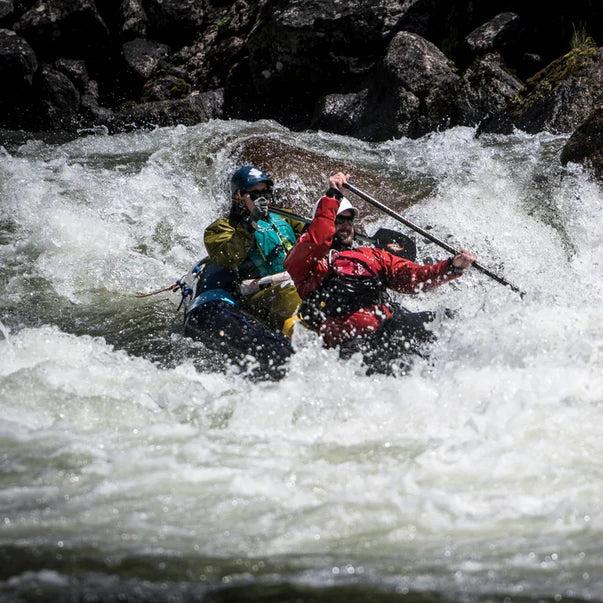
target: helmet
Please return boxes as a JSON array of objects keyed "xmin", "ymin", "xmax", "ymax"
[{"xmin": 230, "ymin": 165, "xmax": 273, "ymax": 196}]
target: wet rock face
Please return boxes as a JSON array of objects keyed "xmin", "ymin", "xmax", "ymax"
[
  {"xmin": 0, "ymin": 0, "xmax": 601, "ymax": 178},
  {"xmin": 560, "ymin": 108, "xmax": 603, "ymax": 180}
]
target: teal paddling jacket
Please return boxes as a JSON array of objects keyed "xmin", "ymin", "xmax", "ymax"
[{"xmin": 204, "ymin": 209, "xmax": 304, "ymax": 279}]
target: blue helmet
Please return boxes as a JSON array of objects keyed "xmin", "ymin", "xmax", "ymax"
[{"xmin": 230, "ymin": 165, "xmax": 273, "ymax": 196}]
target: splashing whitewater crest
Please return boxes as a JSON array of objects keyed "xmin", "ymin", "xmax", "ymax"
[{"xmin": 0, "ymin": 121, "xmax": 601, "ymax": 601}]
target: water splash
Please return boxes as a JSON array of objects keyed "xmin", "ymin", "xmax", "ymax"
[{"xmin": 0, "ymin": 121, "xmax": 601, "ymax": 601}]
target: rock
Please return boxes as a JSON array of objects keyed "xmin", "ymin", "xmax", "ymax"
[
  {"xmin": 464, "ymin": 12, "xmax": 523, "ymax": 58},
  {"xmin": 457, "ymin": 53, "xmax": 523, "ymax": 126},
  {"xmin": 560, "ymin": 108, "xmax": 603, "ymax": 180},
  {"xmin": 112, "ymin": 88, "xmax": 224, "ymax": 131},
  {"xmin": 14, "ymin": 0, "xmax": 109, "ymax": 59},
  {"xmin": 122, "ymin": 38, "xmax": 170, "ymax": 80},
  {"xmin": 54, "ymin": 58, "xmax": 89, "ymax": 90},
  {"xmin": 479, "ymin": 41, "xmax": 603, "ymax": 136},
  {"xmin": 143, "ymin": 0, "xmax": 204, "ymax": 46},
  {"xmin": 120, "ymin": 0, "xmax": 148, "ymax": 39},
  {"xmin": 361, "ymin": 31, "xmax": 461, "ymax": 140},
  {"xmin": 0, "ymin": 27, "xmax": 37, "ymax": 89},
  {"xmin": 230, "ymin": 135, "xmax": 437, "ymax": 218},
  {"xmin": 140, "ymin": 74, "xmax": 191, "ymax": 102},
  {"xmin": 34, "ymin": 63, "xmax": 81, "ymax": 130},
  {"xmin": 0, "ymin": 0, "xmax": 13, "ymax": 21},
  {"xmin": 0, "ymin": 28, "xmax": 38, "ymax": 126},
  {"xmin": 311, "ymin": 90, "xmax": 369, "ymax": 137}
]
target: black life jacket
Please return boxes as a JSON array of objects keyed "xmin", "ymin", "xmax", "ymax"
[{"xmin": 300, "ymin": 248, "xmax": 388, "ymax": 329}]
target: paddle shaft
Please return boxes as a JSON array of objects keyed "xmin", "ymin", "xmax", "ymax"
[{"xmin": 343, "ymin": 182, "xmax": 525, "ymax": 296}]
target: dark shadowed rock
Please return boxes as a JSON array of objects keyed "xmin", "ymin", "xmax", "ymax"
[
  {"xmin": 464, "ymin": 12, "xmax": 523, "ymax": 58},
  {"xmin": 112, "ymin": 88, "xmax": 223, "ymax": 131},
  {"xmin": 360, "ymin": 31, "xmax": 461, "ymax": 140},
  {"xmin": 35, "ymin": 63, "xmax": 81, "ymax": 130},
  {"xmin": 0, "ymin": 0, "xmax": 13, "ymax": 20},
  {"xmin": 140, "ymin": 74, "xmax": 191, "ymax": 102},
  {"xmin": 244, "ymin": 0, "xmax": 408, "ymax": 127},
  {"xmin": 560, "ymin": 108, "xmax": 603, "ymax": 179},
  {"xmin": 120, "ymin": 0, "xmax": 148, "ymax": 39},
  {"xmin": 457, "ymin": 53, "xmax": 523, "ymax": 126},
  {"xmin": 80, "ymin": 78, "xmax": 114, "ymax": 128},
  {"xmin": 14, "ymin": 0, "xmax": 109, "ymax": 59},
  {"xmin": 54, "ymin": 58, "xmax": 89, "ymax": 90},
  {"xmin": 0, "ymin": 28, "xmax": 37, "ymax": 126},
  {"xmin": 122, "ymin": 38, "xmax": 169, "ymax": 80},
  {"xmin": 142, "ymin": 0, "xmax": 204, "ymax": 46},
  {"xmin": 311, "ymin": 90, "xmax": 369, "ymax": 137},
  {"xmin": 0, "ymin": 27, "xmax": 37, "ymax": 88}
]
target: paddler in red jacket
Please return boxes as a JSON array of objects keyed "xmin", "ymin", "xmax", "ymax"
[{"xmin": 284, "ymin": 172, "xmax": 476, "ymax": 371}]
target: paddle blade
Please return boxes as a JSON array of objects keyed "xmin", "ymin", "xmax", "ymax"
[{"xmin": 372, "ymin": 228, "xmax": 417, "ymax": 262}]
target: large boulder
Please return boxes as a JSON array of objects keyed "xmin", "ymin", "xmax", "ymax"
[
  {"xmin": 0, "ymin": 27, "xmax": 37, "ymax": 89},
  {"xmin": 121, "ymin": 38, "xmax": 169, "ymax": 80},
  {"xmin": 112, "ymin": 88, "xmax": 224, "ymax": 131},
  {"xmin": 243, "ymin": 0, "xmax": 407, "ymax": 126},
  {"xmin": 457, "ymin": 53, "xmax": 523, "ymax": 126},
  {"xmin": 33, "ymin": 63, "xmax": 81, "ymax": 130},
  {"xmin": 14, "ymin": 0, "xmax": 109, "ymax": 59},
  {"xmin": 141, "ymin": 0, "xmax": 204, "ymax": 46},
  {"xmin": 0, "ymin": 0, "xmax": 14, "ymax": 20},
  {"xmin": 119, "ymin": 0, "xmax": 148, "ymax": 39},
  {"xmin": 0, "ymin": 28, "xmax": 37, "ymax": 126},
  {"xmin": 479, "ymin": 40, "xmax": 603, "ymax": 135},
  {"xmin": 560, "ymin": 108, "xmax": 603, "ymax": 180},
  {"xmin": 228, "ymin": 135, "xmax": 436, "ymax": 220},
  {"xmin": 350, "ymin": 31, "xmax": 461, "ymax": 140}
]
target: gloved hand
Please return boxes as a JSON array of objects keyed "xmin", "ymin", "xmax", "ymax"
[{"xmin": 249, "ymin": 196, "xmax": 269, "ymax": 222}]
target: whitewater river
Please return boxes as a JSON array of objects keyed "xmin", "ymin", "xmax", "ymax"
[{"xmin": 0, "ymin": 120, "xmax": 601, "ymax": 602}]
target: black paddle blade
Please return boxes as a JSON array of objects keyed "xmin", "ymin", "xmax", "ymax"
[{"xmin": 372, "ymin": 228, "xmax": 417, "ymax": 262}]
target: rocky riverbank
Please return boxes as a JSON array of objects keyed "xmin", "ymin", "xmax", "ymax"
[{"xmin": 1, "ymin": 1, "xmax": 601, "ymax": 177}]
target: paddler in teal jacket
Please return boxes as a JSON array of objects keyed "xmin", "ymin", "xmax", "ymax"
[{"xmin": 203, "ymin": 165, "xmax": 305, "ymax": 332}]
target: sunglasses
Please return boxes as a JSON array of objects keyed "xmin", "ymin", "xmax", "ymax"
[
  {"xmin": 335, "ymin": 214, "xmax": 355, "ymax": 225},
  {"xmin": 245, "ymin": 189, "xmax": 273, "ymax": 201}
]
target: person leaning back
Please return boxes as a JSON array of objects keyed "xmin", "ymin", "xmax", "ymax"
[{"xmin": 284, "ymin": 171, "xmax": 477, "ymax": 371}]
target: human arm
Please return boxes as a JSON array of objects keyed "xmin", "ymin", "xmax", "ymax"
[
  {"xmin": 371, "ymin": 247, "xmax": 475, "ymax": 293},
  {"xmin": 283, "ymin": 195, "xmax": 340, "ymax": 297},
  {"xmin": 203, "ymin": 217, "xmax": 254, "ymax": 268}
]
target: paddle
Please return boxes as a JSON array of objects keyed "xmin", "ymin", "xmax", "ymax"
[{"xmin": 343, "ymin": 182, "xmax": 525, "ymax": 297}]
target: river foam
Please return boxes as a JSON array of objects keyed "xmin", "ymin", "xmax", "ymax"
[{"xmin": 0, "ymin": 122, "xmax": 601, "ymax": 601}]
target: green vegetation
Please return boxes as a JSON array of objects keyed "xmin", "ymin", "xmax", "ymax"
[
  {"xmin": 570, "ymin": 22, "xmax": 593, "ymax": 49},
  {"xmin": 508, "ymin": 37, "xmax": 597, "ymax": 115}
]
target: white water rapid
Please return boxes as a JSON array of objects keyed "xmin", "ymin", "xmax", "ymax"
[{"xmin": 0, "ymin": 120, "xmax": 601, "ymax": 602}]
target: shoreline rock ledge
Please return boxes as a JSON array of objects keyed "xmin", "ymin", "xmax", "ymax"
[{"xmin": 0, "ymin": 1, "xmax": 601, "ymax": 179}]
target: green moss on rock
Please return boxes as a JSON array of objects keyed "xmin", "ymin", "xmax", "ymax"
[{"xmin": 508, "ymin": 38, "xmax": 597, "ymax": 115}]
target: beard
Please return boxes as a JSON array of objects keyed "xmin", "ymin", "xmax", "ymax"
[{"xmin": 332, "ymin": 229, "xmax": 355, "ymax": 250}]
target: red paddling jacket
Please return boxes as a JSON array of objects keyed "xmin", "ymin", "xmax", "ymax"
[{"xmin": 284, "ymin": 194, "xmax": 463, "ymax": 347}]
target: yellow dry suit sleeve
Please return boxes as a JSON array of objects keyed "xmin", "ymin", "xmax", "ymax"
[{"xmin": 203, "ymin": 217, "xmax": 254, "ymax": 269}]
